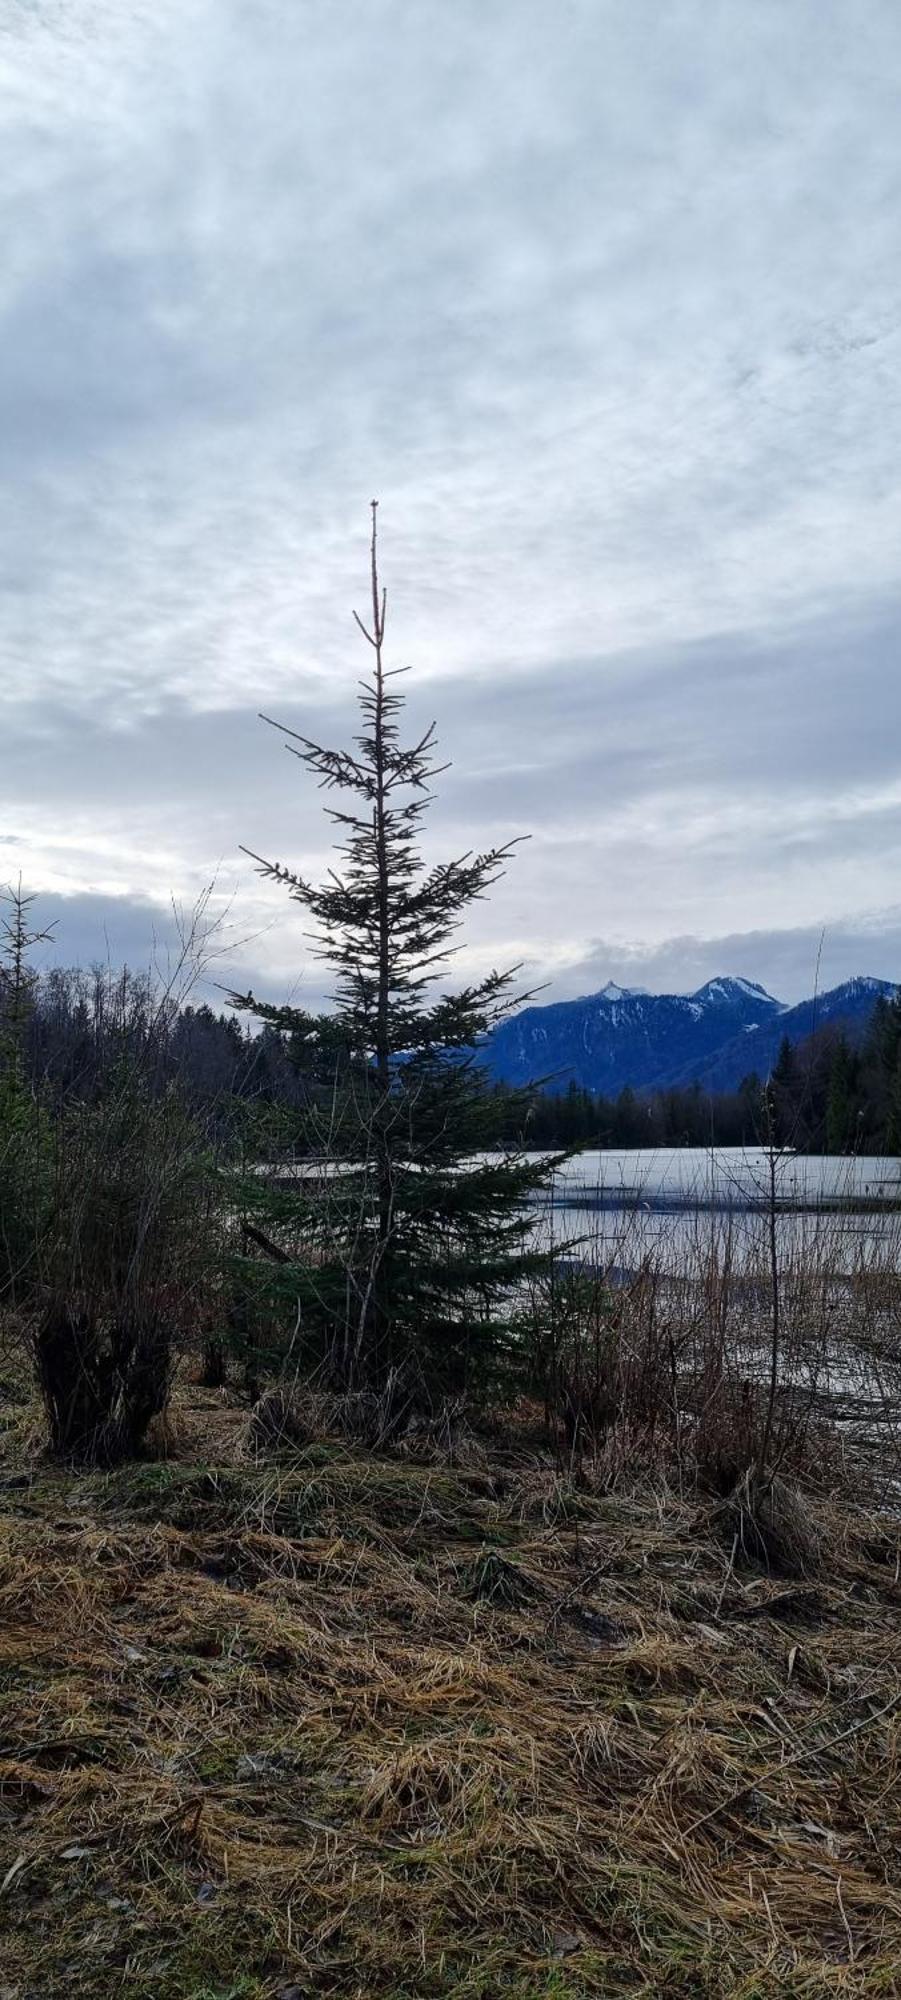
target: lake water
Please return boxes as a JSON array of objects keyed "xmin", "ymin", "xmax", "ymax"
[
  {"xmin": 528, "ymin": 1148, "xmax": 901, "ymax": 1274},
  {"xmin": 264, "ymin": 1147, "xmax": 901, "ymax": 1274}
]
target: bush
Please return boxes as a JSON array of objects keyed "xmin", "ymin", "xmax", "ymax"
[
  {"xmin": 31, "ymin": 1076, "xmax": 215, "ymax": 1464},
  {"xmin": 0, "ymin": 1068, "xmax": 52, "ymax": 1306}
]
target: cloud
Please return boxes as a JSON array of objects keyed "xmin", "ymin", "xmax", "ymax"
[
  {"xmin": 3, "ymin": 1, "xmax": 901, "ymax": 1004},
  {"xmin": 551, "ymin": 913, "xmax": 901, "ymax": 1010},
  {"xmin": 9, "ymin": 594, "xmax": 901, "ymax": 1008}
]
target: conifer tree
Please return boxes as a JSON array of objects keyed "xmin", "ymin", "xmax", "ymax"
[
  {"xmin": 0, "ymin": 884, "xmax": 54, "ymax": 1303},
  {"xmin": 884, "ymin": 1046, "xmax": 901, "ymax": 1155},
  {"xmin": 769, "ymin": 1033, "xmax": 799, "ymax": 1146},
  {"xmin": 825, "ymin": 1033, "xmax": 856, "ymax": 1155},
  {"xmin": 233, "ymin": 506, "xmax": 557, "ymax": 1392}
]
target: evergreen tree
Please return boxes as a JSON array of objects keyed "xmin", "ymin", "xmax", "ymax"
[
  {"xmin": 769, "ymin": 1033, "xmax": 799, "ymax": 1146},
  {"xmin": 737, "ymin": 1071, "xmax": 765, "ymax": 1142},
  {"xmin": 232, "ymin": 506, "xmax": 558, "ymax": 1392},
  {"xmin": 0, "ymin": 885, "xmax": 54, "ymax": 1302},
  {"xmin": 825, "ymin": 1033, "xmax": 856, "ymax": 1154},
  {"xmin": 612, "ymin": 1084, "xmax": 641, "ymax": 1145},
  {"xmin": 884, "ymin": 1049, "xmax": 901, "ymax": 1154},
  {"xmin": 0, "ymin": 881, "xmax": 52, "ymax": 1066}
]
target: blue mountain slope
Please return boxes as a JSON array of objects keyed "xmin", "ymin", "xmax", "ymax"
[
  {"xmin": 678, "ymin": 976, "xmax": 897, "ymax": 1093},
  {"xmin": 482, "ymin": 975, "xmax": 896, "ymax": 1097},
  {"xmin": 484, "ymin": 976, "xmax": 783, "ymax": 1095}
]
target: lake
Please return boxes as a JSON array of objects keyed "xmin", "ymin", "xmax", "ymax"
[
  {"xmin": 528, "ymin": 1147, "xmax": 901, "ymax": 1274},
  {"xmin": 264, "ymin": 1146, "xmax": 901, "ymax": 1275}
]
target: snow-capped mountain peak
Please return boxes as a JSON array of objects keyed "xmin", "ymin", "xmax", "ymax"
[
  {"xmin": 690, "ymin": 976, "xmax": 781, "ymax": 1008},
  {"xmin": 827, "ymin": 975, "xmax": 895, "ymax": 1000},
  {"xmin": 482, "ymin": 972, "xmax": 893, "ymax": 1097}
]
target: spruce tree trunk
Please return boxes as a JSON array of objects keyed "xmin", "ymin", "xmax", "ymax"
[{"xmin": 370, "ymin": 504, "xmax": 393, "ymax": 1381}]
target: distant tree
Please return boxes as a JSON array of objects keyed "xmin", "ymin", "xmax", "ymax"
[
  {"xmin": 0, "ymin": 881, "xmax": 53, "ymax": 1067},
  {"xmin": 769, "ymin": 1034, "xmax": 799, "ymax": 1146},
  {"xmin": 612, "ymin": 1084, "xmax": 641, "ymax": 1145},
  {"xmin": 825, "ymin": 1034, "xmax": 857, "ymax": 1155},
  {"xmin": 737, "ymin": 1070, "xmax": 765, "ymax": 1142},
  {"xmin": 232, "ymin": 505, "xmax": 556, "ymax": 1392},
  {"xmin": 884, "ymin": 1050, "xmax": 901, "ymax": 1154},
  {"xmin": 0, "ymin": 884, "xmax": 54, "ymax": 1303}
]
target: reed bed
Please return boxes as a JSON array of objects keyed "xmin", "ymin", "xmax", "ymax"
[
  {"xmin": 1, "ymin": 1377, "xmax": 900, "ymax": 1999},
  {"xmin": 526, "ymin": 1190, "xmax": 901, "ymax": 1515}
]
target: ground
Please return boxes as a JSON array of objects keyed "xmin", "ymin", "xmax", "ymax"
[{"xmin": 0, "ymin": 1378, "xmax": 900, "ymax": 1999}]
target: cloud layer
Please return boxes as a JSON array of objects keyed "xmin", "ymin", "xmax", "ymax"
[{"xmin": 3, "ymin": 1, "xmax": 901, "ymax": 1005}]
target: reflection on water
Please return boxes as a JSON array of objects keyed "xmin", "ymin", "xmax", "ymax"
[
  {"xmin": 527, "ymin": 1148, "xmax": 901, "ymax": 1275},
  {"xmin": 537, "ymin": 1147, "xmax": 901, "ymax": 1208}
]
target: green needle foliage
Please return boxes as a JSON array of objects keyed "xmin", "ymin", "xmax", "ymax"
[{"xmin": 232, "ymin": 505, "xmax": 559, "ymax": 1393}]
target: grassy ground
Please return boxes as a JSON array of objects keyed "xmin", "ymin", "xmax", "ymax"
[{"xmin": 1, "ymin": 1379, "xmax": 900, "ymax": 1998}]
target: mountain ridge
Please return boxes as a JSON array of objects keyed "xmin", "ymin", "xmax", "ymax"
[{"xmin": 483, "ymin": 974, "xmax": 896, "ymax": 1097}]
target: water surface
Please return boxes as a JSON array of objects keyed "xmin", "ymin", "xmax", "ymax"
[{"xmin": 530, "ymin": 1148, "xmax": 901, "ymax": 1274}]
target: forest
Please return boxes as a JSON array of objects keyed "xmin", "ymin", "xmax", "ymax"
[
  {"xmin": 521, "ymin": 997, "xmax": 901, "ymax": 1152},
  {"xmin": 10, "ymin": 955, "xmax": 900, "ymax": 1159}
]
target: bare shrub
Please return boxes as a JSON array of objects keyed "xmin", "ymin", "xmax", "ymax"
[
  {"xmin": 247, "ymin": 1367, "xmax": 413, "ymax": 1457},
  {"xmin": 30, "ymin": 1079, "xmax": 213, "ymax": 1465},
  {"xmin": 527, "ymin": 1168, "xmax": 885, "ymax": 1508},
  {"xmin": 715, "ymin": 1466, "xmax": 823, "ymax": 1574}
]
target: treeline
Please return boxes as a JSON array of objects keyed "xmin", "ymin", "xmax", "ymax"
[
  {"xmin": 12, "ymin": 967, "xmax": 312, "ymax": 1129},
  {"xmin": 13, "ymin": 972, "xmax": 901, "ymax": 1159},
  {"xmin": 508, "ymin": 994, "xmax": 901, "ymax": 1154}
]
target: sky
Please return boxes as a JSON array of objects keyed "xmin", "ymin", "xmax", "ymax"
[{"xmin": 3, "ymin": 0, "xmax": 901, "ymax": 1011}]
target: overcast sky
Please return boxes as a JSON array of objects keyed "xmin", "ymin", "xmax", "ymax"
[{"xmin": 3, "ymin": 1, "xmax": 901, "ymax": 1010}]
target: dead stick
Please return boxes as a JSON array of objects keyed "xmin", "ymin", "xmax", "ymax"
[{"xmin": 684, "ymin": 1687, "xmax": 901, "ymax": 1840}]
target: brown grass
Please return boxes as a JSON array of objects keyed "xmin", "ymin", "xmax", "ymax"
[{"xmin": 0, "ymin": 1375, "xmax": 900, "ymax": 1998}]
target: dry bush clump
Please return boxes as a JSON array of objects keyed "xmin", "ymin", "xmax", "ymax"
[
  {"xmin": 395, "ymin": 1398, "xmax": 488, "ymax": 1469},
  {"xmin": 527, "ymin": 1199, "xmax": 901, "ymax": 1523},
  {"xmin": 715, "ymin": 1465, "xmax": 825, "ymax": 1574},
  {"xmin": 246, "ymin": 1380, "xmax": 330, "ymax": 1453},
  {"xmin": 0, "ymin": 1373, "xmax": 900, "ymax": 1999},
  {"xmin": 247, "ymin": 1377, "xmax": 487, "ymax": 1469},
  {"xmin": 34, "ymin": 1294, "xmax": 175, "ymax": 1465},
  {"xmin": 246, "ymin": 1372, "xmax": 412, "ymax": 1457}
]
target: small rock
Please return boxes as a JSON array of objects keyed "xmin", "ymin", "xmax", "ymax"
[
  {"xmin": 552, "ymin": 1929, "xmax": 582, "ymax": 1957},
  {"xmin": 195, "ymin": 1879, "xmax": 218, "ymax": 1906},
  {"xmin": 60, "ymin": 1844, "xmax": 94, "ymax": 1861}
]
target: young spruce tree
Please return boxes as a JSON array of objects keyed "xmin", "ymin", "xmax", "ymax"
[{"xmin": 233, "ymin": 505, "xmax": 557, "ymax": 1394}]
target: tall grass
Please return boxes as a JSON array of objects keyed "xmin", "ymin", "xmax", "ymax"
[{"xmin": 521, "ymin": 1155, "xmax": 901, "ymax": 1519}]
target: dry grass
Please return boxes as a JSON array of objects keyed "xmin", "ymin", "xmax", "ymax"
[{"xmin": 1, "ymin": 1375, "xmax": 900, "ymax": 1998}]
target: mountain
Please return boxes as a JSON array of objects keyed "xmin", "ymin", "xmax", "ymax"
[
  {"xmin": 484, "ymin": 975, "xmax": 783, "ymax": 1096},
  {"xmin": 677, "ymin": 976, "xmax": 897, "ymax": 1094},
  {"xmin": 482, "ymin": 974, "xmax": 896, "ymax": 1098}
]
